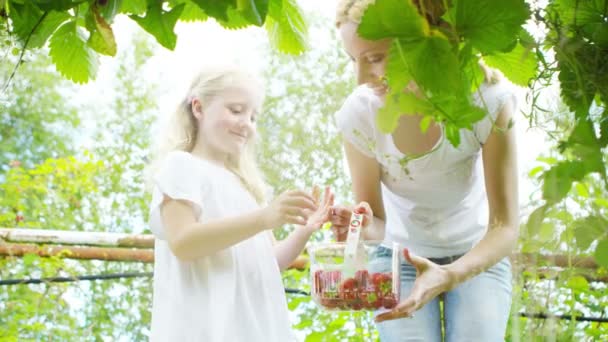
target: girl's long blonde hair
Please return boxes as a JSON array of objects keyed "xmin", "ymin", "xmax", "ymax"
[{"xmin": 149, "ymin": 66, "xmax": 267, "ymax": 204}]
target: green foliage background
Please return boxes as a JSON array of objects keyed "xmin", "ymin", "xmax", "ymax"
[{"xmin": 1, "ymin": 0, "xmax": 607, "ymax": 341}]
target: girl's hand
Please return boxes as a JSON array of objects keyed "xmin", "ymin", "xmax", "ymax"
[
  {"xmin": 328, "ymin": 202, "xmax": 373, "ymax": 241},
  {"xmin": 262, "ymin": 190, "xmax": 317, "ymax": 228},
  {"xmin": 303, "ymin": 186, "xmax": 334, "ymax": 232},
  {"xmin": 375, "ymin": 249, "xmax": 455, "ymax": 322}
]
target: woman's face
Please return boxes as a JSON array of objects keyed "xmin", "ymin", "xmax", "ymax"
[{"xmin": 339, "ymin": 21, "xmax": 392, "ymax": 97}]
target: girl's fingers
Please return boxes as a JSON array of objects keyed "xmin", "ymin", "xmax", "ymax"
[
  {"xmin": 285, "ymin": 196, "xmax": 316, "ymax": 211},
  {"xmin": 287, "ymin": 215, "xmax": 307, "ymax": 225}
]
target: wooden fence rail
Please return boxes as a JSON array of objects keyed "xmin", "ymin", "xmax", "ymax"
[{"xmin": 0, "ymin": 228, "xmax": 604, "ymax": 280}]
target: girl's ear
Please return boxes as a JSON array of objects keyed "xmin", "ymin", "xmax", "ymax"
[{"xmin": 191, "ymin": 98, "xmax": 203, "ymax": 120}]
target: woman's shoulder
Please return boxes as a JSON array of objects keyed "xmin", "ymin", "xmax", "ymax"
[
  {"xmin": 341, "ymin": 85, "xmax": 380, "ymax": 113},
  {"xmin": 473, "ymin": 78, "xmax": 518, "ymax": 119}
]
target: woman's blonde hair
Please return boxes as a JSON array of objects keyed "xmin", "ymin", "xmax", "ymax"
[
  {"xmin": 149, "ymin": 65, "xmax": 267, "ymax": 204},
  {"xmin": 336, "ymin": 0, "xmax": 448, "ymax": 27}
]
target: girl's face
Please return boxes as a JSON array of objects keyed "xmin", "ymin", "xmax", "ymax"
[
  {"xmin": 193, "ymin": 85, "xmax": 261, "ymax": 159},
  {"xmin": 339, "ymin": 21, "xmax": 392, "ymax": 96}
]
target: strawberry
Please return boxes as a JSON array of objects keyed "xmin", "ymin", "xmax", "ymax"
[
  {"xmin": 320, "ymin": 298, "xmax": 340, "ymax": 309},
  {"xmin": 339, "ymin": 277, "xmax": 358, "ymax": 300},
  {"xmin": 382, "ymin": 294, "xmax": 398, "ymax": 309}
]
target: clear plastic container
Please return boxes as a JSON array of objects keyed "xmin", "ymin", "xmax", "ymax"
[{"xmin": 307, "ymin": 241, "xmax": 401, "ymax": 311}]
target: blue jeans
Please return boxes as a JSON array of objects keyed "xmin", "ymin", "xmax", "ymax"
[{"xmin": 369, "ymin": 246, "xmax": 512, "ymax": 342}]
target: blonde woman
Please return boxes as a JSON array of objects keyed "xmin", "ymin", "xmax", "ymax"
[
  {"xmin": 330, "ymin": 1, "xmax": 519, "ymax": 341},
  {"xmin": 148, "ymin": 66, "xmax": 333, "ymax": 341}
]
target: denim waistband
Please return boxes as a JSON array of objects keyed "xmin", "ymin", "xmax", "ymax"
[{"xmin": 375, "ymin": 245, "xmax": 464, "ymax": 266}]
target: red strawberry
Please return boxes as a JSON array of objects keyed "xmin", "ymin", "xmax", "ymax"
[
  {"xmin": 350, "ymin": 299, "xmax": 363, "ymax": 310},
  {"xmin": 383, "ymin": 294, "xmax": 398, "ymax": 309},
  {"xmin": 371, "ymin": 272, "xmax": 385, "ymax": 286},
  {"xmin": 339, "ymin": 277, "xmax": 358, "ymax": 300},
  {"xmin": 320, "ymin": 298, "xmax": 340, "ymax": 309}
]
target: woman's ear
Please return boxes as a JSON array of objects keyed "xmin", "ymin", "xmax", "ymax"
[{"xmin": 191, "ymin": 98, "xmax": 203, "ymax": 120}]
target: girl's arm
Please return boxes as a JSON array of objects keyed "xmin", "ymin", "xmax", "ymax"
[
  {"xmin": 272, "ymin": 187, "xmax": 335, "ymax": 271},
  {"xmin": 444, "ymin": 99, "xmax": 519, "ymax": 284},
  {"xmin": 160, "ymin": 190, "xmax": 316, "ymax": 261},
  {"xmin": 330, "ymin": 141, "xmax": 386, "ymax": 241}
]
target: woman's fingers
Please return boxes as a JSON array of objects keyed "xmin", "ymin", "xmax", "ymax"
[{"xmin": 375, "ymin": 297, "xmax": 416, "ymax": 322}]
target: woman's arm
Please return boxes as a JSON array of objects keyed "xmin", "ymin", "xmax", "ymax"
[
  {"xmin": 339, "ymin": 141, "xmax": 386, "ymax": 241},
  {"xmin": 444, "ymin": 98, "xmax": 519, "ymax": 284},
  {"xmin": 376, "ymin": 96, "xmax": 519, "ymax": 322}
]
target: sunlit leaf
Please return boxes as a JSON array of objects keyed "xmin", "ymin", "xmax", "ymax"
[
  {"xmin": 358, "ymin": 0, "xmax": 428, "ymax": 40},
  {"xmin": 49, "ymin": 21, "xmax": 99, "ymax": 83},
  {"xmin": 129, "ymin": 2, "xmax": 184, "ymax": 50},
  {"xmin": 450, "ymin": 0, "xmax": 530, "ymax": 54}
]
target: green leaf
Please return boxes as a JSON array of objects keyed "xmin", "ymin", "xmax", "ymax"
[
  {"xmin": 236, "ymin": 0, "xmax": 268, "ymax": 26},
  {"xmin": 452, "ymin": 0, "xmax": 530, "ymax": 54},
  {"xmin": 191, "ymin": 0, "xmax": 236, "ymax": 21},
  {"xmin": 87, "ymin": 5, "xmax": 117, "ymax": 56},
  {"xmin": 566, "ymin": 275, "xmax": 589, "ymax": 291},
  {"xmin": 33, "ymin": 0, "xmax": 85, "ymax": 11},
  {"xmin": 22, "ymin": 253, "xmax": 38, "ymax": 266},
  {"xmin": 98, "ymin": 0, "xmax": 122, "ymax": 23},
  {"xmin": 555, "ymin": 0, "xmax": 607, "ymax": 27},
  {"xmin": 526, "ymin": 205, "xmax": 547, "ymax": 237},
  {"xmin": 129, "ymin": 2, "xmax": 184, "ymax": 50},
  {"xmin": 483, "ymin": 43, "xmax": 537, "ymax": 86},
  {"xmin": 398, "ymin": 32, "xmax": 461, "ymax": 95},
  {"xmin": 594, "ymin": 238, "xmax": 608, "ymax": 268},
  {"xmin": 444, "ymin": 124, "xmax": 461, "ymax": 147},
  {"xmin": 598, "ymin": 107, "xmax": 608, "ymax": 147},
  {"xmin": 573, "ymin": 216, "xmax": 607, "ymax": 250},
  {"xmin": 377, "ymin": 91, "xmax": 434, "ymax": 133},
  {"xmin": 528, "ymin": 166, "xmax": 544, "ymax": 178},
  {"xmin": 27, "ymin": 10, "xmax": 71, "ymax": 48},
  {"xmin": 420, "ymin": 115, "xmax": 433, "ymax": 133},
  {"xmin": 119, "ymin": 0, "xmax": 146, "ymax": 15},
  {"xmin": 594, "ymin": 197, "xmax": 608, "ymax": 208},
  {"xmin": 264, "ymin": 0, "xmax": 308, "ymax": 55},
  {"xmin": 178, "ymin": 1, "xmax": 209, "ymax": 22},
  {"xmin": 48, "ymin": 21, "xmax": 99, "ymax": 83},
  {"xmin": 542, "ymin": 161, "xmax": 586, "ymax": 204},
  {"xmin": 357, "ymin": 0, "xmax": 429, "ymax": 40},
  {"xmin": 574, "ymin": 182, "xmax": 589, "ymax": 198},
  {"xmin": 215, "ymin": 6, "xmax": 252, "ymax": 30},
  {"xmin": 9, "ymin": 2, "xmax": 44, "ymax": 43}
]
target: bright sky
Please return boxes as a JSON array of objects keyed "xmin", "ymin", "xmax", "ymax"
[{"xmin": 77, "ymin": 0, "xmax": 548, "ymax": 214}]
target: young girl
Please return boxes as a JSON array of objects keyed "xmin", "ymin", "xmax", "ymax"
[
  {"xmin": 147, "ymin": 66, "xmax": 333, "ymax": 341},
  {"xmin": 330, "ymin": 0, "xmax": 519, "ymax": 341}
]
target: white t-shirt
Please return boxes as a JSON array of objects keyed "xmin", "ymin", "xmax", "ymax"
[
  {"xmin": 335, "ymin": 82, "xmax": 517, "ymax": 258},
  {"xmin": 148, "ymin": 151, "xmax": 295, "ymax": 342}
]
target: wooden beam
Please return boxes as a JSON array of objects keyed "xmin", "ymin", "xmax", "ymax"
[
  {"xmin": 0, "ymin": 243, "xmax": 154, "ymax": 263},
  {"xmin": 0, "ymin": 228, "xmax": 154, "ymax": 248},
  {"xmin": 0, "ymin": 242, "xmax": 310, "ymax": 270}
]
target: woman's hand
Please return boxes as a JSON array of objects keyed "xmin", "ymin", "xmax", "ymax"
[
  {"xmin": 328, "ymin": 202, "xmax": 374, "ymax": 241},
  {"xmin": 261, "ymin": 190, "xmax": 317, "ymax": 228},
  {"xmin": 302, "ymin": 186, "xmax": 335, "ymax": 232},
  {"xmin": 375, "ymin": 249, "xmax": 456, "ymax": 322}
]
